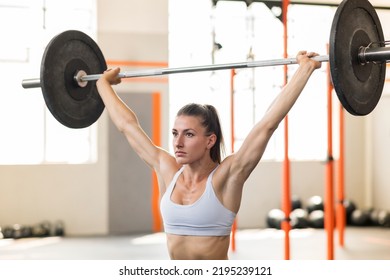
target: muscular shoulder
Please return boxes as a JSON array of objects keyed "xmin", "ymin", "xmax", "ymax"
[
  {"xmin": 213, "ymin": 155, "xmax": 245, "ymax": 192},
  {"xmin": 212, "ymin": 155, "xmax": 245, "ymax": 213},
  {"xmin": 156, "ymin": 151, "xmax": 181, "ymax": 193}
]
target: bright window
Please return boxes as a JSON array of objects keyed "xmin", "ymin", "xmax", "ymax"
[
  {"xmin": 0, "ymin": 0, "xmax": 97, "ymax": 164},
  {"xmin": 169, "ymin": 0, "xmax": 335, "ymax": 161}
]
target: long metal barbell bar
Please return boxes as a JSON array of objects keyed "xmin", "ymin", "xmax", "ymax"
[
  {"xmin": 21, "ymin": 55, "xmax": 330, "ymax": 89},
  {"xmin": 21, "ymin": 45, "xmax": 390, "ymax": 89},
  {"xmin": 22, "ymin": 44, "xmax": 390, "ymax": 89}
]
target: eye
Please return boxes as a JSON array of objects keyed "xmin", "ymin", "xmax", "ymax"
[
  {"xmin": 185, "ymin": 132, "xmax": 194, "ymax": 137},
  {"xmin": 172, "ymin": 131, "xmax": 178, "ymax": 137}
]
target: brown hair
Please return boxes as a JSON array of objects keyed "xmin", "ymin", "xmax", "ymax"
[{"xmin": 177, "ymin": 103, "xmax": 225, "ymax": 163}]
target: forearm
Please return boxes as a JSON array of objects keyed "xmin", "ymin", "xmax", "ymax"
[
  {"xmin": 96, "ymin": 79, "xmax": 139, "ymax": 133},
  {"xmin": 264, "ymin": 62, "xmax": 317, "ymax": 129}
]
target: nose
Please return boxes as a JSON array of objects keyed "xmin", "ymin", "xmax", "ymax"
[{"xmin": 174, "ymin": 134, "xmax": 183, "ymax": 148}]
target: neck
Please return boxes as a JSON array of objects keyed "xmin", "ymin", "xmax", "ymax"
[{"xmin": 182, "ymin": 161, "xmax": 218, "ymax": 182}]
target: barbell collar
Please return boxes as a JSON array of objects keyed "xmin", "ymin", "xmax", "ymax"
[{"xmin": 359, "ymin": 46, "xmax": 390, "ymax": 64}]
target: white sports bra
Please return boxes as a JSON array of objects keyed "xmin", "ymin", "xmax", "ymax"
[{"xmin": 160, "ymin": 166, "xmax": 236, "ymax": 236}]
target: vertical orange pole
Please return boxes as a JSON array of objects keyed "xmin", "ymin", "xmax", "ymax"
[
  {"xmin": 151, "ymin": 92, "xmax": 163, "ymax": 232},
  {"xmin": 281, "ymin": 0, "xmax": 291, "ymax": 260},
  {"xmin": 325, "ymin": 61, "xmax": 335, "ymax": 260},
  {"xmin": 230, "ymin": 69, "xmax": 237, "ymax": 252},
  {"xmin": 337, "ymin": 103, "xmax": 346, "ymax": 247}
]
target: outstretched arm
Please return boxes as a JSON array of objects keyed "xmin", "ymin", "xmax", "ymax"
[
  {"xmin": 227, "ymin": 51, "xmax": 322, "ymax": 183},
  {"xmin": 96, "ymin": 68, "xmax": 168, "ymax": 170}
]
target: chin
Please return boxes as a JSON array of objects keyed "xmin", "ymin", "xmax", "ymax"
[{"xmin": 175, "ymin": 157, "xmax": 188, "ymax": 165}]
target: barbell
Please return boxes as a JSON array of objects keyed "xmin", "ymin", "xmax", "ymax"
[{"xmin": 21, "ymin": 0, "xmax": 389, "ymax": 128}]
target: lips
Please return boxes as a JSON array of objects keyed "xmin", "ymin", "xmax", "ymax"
[{"xmin": 175, "ymin": 151, "xmax": 186, "ymax": 157}]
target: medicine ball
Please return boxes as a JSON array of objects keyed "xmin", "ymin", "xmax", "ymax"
[
  {"xmin": 54, "ymin": 220, "xmax": 65, "ymax": 236},
  {"xmin": 2, "ymin": 226, "xmax": 14, "ymax": 239},
  {"xmin": 290, "ymin": 208, "xmax": 309, "ymax": 229},
  {"xmin": 291, "ymin": 195, "xmax": 302, "ymax": 211},
  {"xmin": 377, "ymin": 210, "xmax": 390, "ymax": 227},
  {"xmin": 343, "ymin": 199, "xmax": 357, "ymax": 224},
  {"xmin": 266, "ymin": 209, "xmax": 285, "ymax": 229},
  {"xmin": 21, "ymin": 225, "xmax": 33, "ymax": 238},
  {"xmin": 351, "ymin": 209, "xmax": 370, "ymax": 226},
  {"xmin": 308, "ymin": 210, "xmax": 324, "ymax": 228},
  {"xmin": 369, "ymin": 209, "xmax": 380, "ymax": 226},
  {"xmin": 32, "ymin": 221, "xmax": 51, "ymax": 237},
  {"xmin": 12, "ymin": 224, "xmax": 23, "ymax": 239},
  {"xmin": 307, "ymin": 196, "xmax": 324, "ymax": 213}
]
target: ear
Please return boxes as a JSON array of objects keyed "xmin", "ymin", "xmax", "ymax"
[{"xmin": 207, "ymin": 134, "xmax": 217, "ymax": 149}]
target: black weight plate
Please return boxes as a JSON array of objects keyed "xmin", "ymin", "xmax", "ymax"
[
  {"xmin": 329, "ymin": 0, "xmax": 385, "ymax": 116},
  {"xmin": 40, "ymin": 30, "xmax": 106, "ymax": 128}
]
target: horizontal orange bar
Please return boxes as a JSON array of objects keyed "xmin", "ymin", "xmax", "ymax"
[
  {"xmin": 121, "ymin": 77, "xmax": 168, "ymax": 84},
  {"xmin": 106, "ymin": 60, "xmax": 168, "ymax": 68},
  {"xmin": 106, "ymin": 60, "xmax": 169, "ymax": 83}
]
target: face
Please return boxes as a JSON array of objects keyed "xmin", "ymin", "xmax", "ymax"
[{"xmin": 172, "ymin": 115, "xmax": 216, "ymax": 164}]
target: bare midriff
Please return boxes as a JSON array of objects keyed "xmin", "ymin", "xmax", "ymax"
[{"xmin": 166, "ymin": 234, "xmax": 230, "ymax": 260}]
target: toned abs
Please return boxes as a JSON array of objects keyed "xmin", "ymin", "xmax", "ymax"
[{"xmin": 166, "ymin": 234, "xmax": 230, "ymax": 260}]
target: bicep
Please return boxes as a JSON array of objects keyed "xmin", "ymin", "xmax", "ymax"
[
  {"xmin": 216, "ymin": 126, "xmax": 272, "ymax": 212},
  {"xmin": 122, "ymin": 120, "xmax": 166, "ymax": 169},
  {"xmin": 122, "ymin": 121, "xmax": 180, "ymax": 194},
  {"xmin": 230, "ymin": 120, "xmax": 275, "ymax": 181}
]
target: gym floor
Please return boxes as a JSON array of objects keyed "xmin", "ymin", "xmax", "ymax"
[{"xmin": 0, "ymin": 227, "xmax": 389, "ymax": 260}]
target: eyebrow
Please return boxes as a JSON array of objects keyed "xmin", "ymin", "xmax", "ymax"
[{"xmin": 172, "ymin": 128, "xmax": 197, "ymax": 133}]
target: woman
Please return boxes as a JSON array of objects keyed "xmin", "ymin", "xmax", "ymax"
[{"xmin": 96, "ymin": 51, "xmax": 322, "ymax": 260}]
